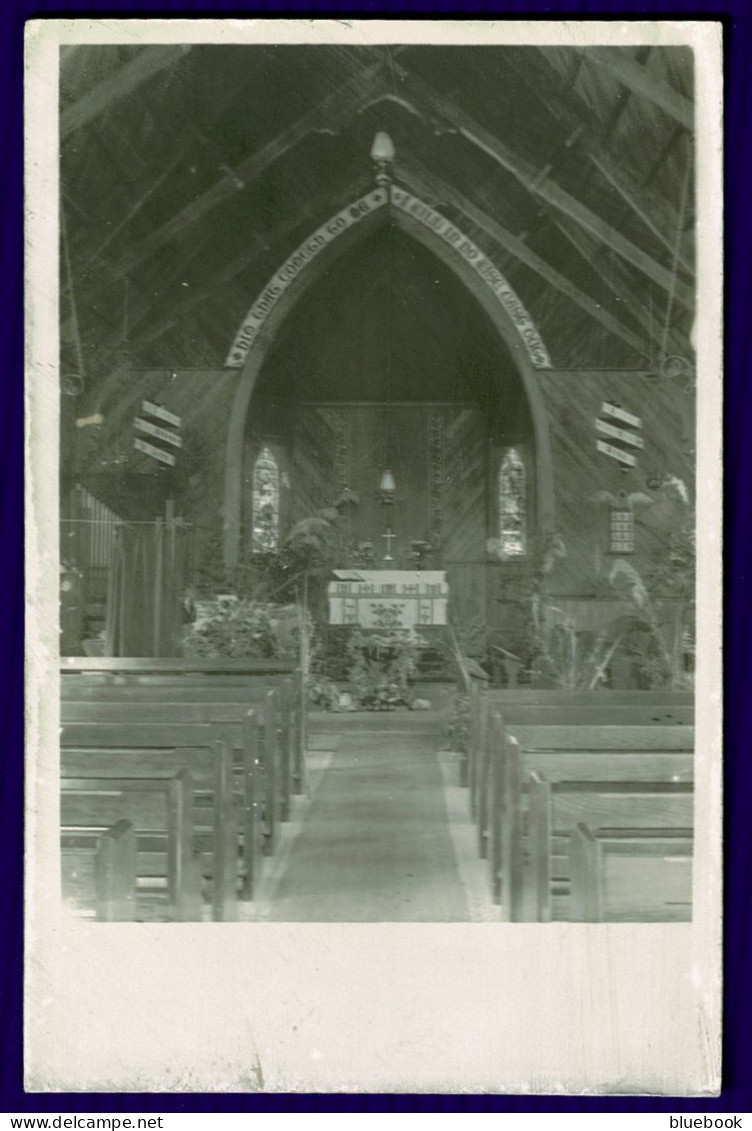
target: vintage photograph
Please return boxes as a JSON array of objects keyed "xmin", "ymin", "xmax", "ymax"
[
  {"xmin": 25, "ymin": 18, "xmax": 723, "ymax": 1094},
  {"xmin": 55, "ymin": 33, "xmax": 702, "ymax": 926}
]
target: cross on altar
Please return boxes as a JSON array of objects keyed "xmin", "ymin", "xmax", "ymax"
[{"xmin": 381, "ymin": 529, "xmax": 396, "ymax": 560}]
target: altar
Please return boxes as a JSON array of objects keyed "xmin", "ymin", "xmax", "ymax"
[{"xmin": 327, "ymin": 570, "xmax": 449, "ymax": 629}]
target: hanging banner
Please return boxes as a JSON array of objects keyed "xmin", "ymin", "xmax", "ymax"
[
  {"xmin": 595, "ymin": 418, "xmax": 644, "ymax": 449},
  {"xmin": 602, "ymin": 402, "xmax": 642, "ymax": 429},
  {"xmin": 142, "ymin": 400, "xmax": 181, "ymax": 428},
  {"xmin": 596, "ymin": 401, "xmax": 643, "ymax": 467},
  {"xmin": 134, "ymin": 437, "xmax": 176, "ymax": 466},
  {"xmin": 596, "ymin": 439, "xmax": 636, "ymax": 467},
  {"xmin": 135, "ymin": 418, "xmax": 182, "ymax": 448}
]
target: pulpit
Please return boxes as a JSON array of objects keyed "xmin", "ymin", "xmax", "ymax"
[{"xmin": 327, "ymin": 570, "xmax": 448, "ymax": 628}]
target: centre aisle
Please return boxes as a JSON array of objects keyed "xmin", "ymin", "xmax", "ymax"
[{"xmin": 251, "ymin": 711, "xmax": 472, "ymax": 921}]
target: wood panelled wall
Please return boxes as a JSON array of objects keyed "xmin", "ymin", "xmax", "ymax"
[
  {"xmin": 442, "ymin": 408, "xmax": 488, "ymax": 634},
  {"xmin": 279, "ymin": 403, "xmax": 488, "ymax": 611},
  {"xmin": 536, "ymin": 370, "xmax": 694, "ymax": 597},
  {"xmin": 71, "ymin": 366, "xmax": 695, "ymax": 649},
  {"xmin": 70, "ymin": 367, "xmax": 238, "ymax": 556}
]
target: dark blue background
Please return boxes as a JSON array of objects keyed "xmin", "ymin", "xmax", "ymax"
[{"xmin": 3, "ymin": 3, "xmax": 748, "ymax": 1113}]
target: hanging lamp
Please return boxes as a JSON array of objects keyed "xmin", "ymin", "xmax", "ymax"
[{"xmin": 370, "ymin": 130, "xmax": 395, "ymax": 185}]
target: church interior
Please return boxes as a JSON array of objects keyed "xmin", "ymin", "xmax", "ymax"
[{"xmin": 58, "ymin": 41, "xmax": 697, "ymax": 923}]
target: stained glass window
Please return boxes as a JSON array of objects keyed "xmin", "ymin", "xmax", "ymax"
[
  {"xmin": 252, "ymin": 447, "xmax": 279, "ymax": 553},
  {"xmin": 498, "ymin": 448, "xmax": 527, "ymax": 556}
]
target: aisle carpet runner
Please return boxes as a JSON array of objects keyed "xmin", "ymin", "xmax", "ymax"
[{"xmin": 254, "ymin": 712, "xmax": 471, "ymax": 921}]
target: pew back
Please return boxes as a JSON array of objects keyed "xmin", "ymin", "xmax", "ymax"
[
  {"xmin": 507, "ymin": 724, "xmax": 694, "ymax": 750},
  {"xmin": 61, "ymin": 819, "xmax": 137, "ymax": 922},
  {"xmin": 526, "ymin": 768, "xmax": 693, "ymax": 922},
  {"xmin": 60, "ymin": 729, "xmax": 238, "ymax": 920},
  {"xmin": 61, "ymin": 658, "xmax": 297, "ymax": 675},
  {"xmin": 469, "ymin": 691, "xmax": 693, "ymax": 844},
  {"xmin": 569, "ymin": 823, "xmax": 693, "ymax": 922},
  {"xmin": 480, "ymin": 714, "xmax": 695, "ymax": 920},
  {"xmin": 61, "ymin": 677, "xmax": 305, "ymax": 797},
  {"xmin": 61, "ymin": 683, "xmax": 286, "ymax": 701},
  {"xmin": 62, "ymin": 700, "xmax": 270, "ymax": 724},
  {"xmin": 479, "ymin": 690, "xmax": 694, "ymax": 705},
  {"xmin": 61, "ymin": 695, "xmax": 286, "ymax": 852},
  {"xmin": 61, "ymin": 770, "xmax": 201, "ymax": 920},
  {"xmin": 486, "ymin": 705, "xmax": 693, "ymax": 726}
]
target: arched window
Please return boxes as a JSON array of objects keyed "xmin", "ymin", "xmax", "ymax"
[
  {"xmin": 252, "ymin": 447, "xmax": 280, "ymax": 553},
  {"xmin": 498, "ymin": 448, "xmax": 527, "ymax": 557}
]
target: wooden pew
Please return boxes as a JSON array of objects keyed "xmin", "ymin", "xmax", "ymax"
[
  {"xmin": 96, "ymin": 820, "xmax": 138, "ymax": 921},
  {"xmin": 61, "ymin": 657, "xmax": 297, "ymax": 675},
  {"xmin": 481, "ymin": 704, "xmax": 693, "ymax": 725},
  {"xmin": 483, "ymin": 718, "xmax": 694, "ymax": 919},
  {"xmin": 467, "ymin": 689, "xmax": 693, "ymax": 826},
  {"xmin": 61, "ymin": 770, "xmax": 201, "ymax": 921},
  {"xmin": 61, "ymin": 689, "xmax": 287, "ymax": 856},
  {"xmin": 470, "ymin": 683, "xmax": 692, "ymax": 827},
  {"xmin": 61, "ymin": 672, "xmax": 306, "ymax": 797},
  {"xmin": 61, "ymin": 725, "xmax": 239, "ymax": 920},
  {"xmin": 61, "ymin": 686, "xmax": 295, "ymax": 820},
  {"xmin": 524, "ymin": 769, "xmax": 693, "ymax": 922},
  {"xmin": 62, "ymin": 682, "xmax": 290, "ymax": 702},
  {"xmin": 61, "ymin": 819, "xmax": 137, "ymax": 922},
  {"xmin": 569, "ymin": 822, "xmax": 693, "ymax": 922},
  {"xmin": 477, "ymin": 690, "xmax": 695, "ymax": 706},
  {"xmin": 472, "ymin": 697, "xmax": 693, "ymax": 861}
]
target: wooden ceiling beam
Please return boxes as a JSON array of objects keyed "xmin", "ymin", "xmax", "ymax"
[
  {"xmin": 61, "ymin": 223, "xmax": 217, "ymax": 359},
  {"xmin": 642, "ymin": 125, "xmax": 687, "ymax": 188},
  {"xmin": 112, "ymin": 60, "xmax": 387, "ymax": 277},
  {"xmin": 387, "ymin": 63, "xmax": 695, "ymax": 312},
  {"xmin": 530, "ymin": 207, "xmax": 659, "ymax": 348},
  {"xmin": 82, "ymin": 71, "xmax": 253, "ymax": 273},
  {"xmin": 138, "ymin": 156, "xmax": 649, "ymax": 363},
  {"xmin": 395, "ymin": 156, "xmax": 650, "ymax": 360},
  {"xmin": 133, "ymin": 173, "xmax": 375, "ymax": 349},
  {"xmin": 526, "ymin": 50, "xmax": 693, "ymax": 273},
  {"xmin": 133, "ymin": 236, "xmax": 281, "ymax": 348},
  {"xmin": 549, "ymin": 215, "xmax": 687, "ymax": 359},
  {"xmin": 460, "ymin": 125, "xmax": 694, "ymax": 311},
  {"xmin": 582, "ymin": 48, "xmax": 694, "ymax": 131},
  {"xmin": 60, "ymin": 46, "xmax": 191, "ymax": 138},
  {"xmin": 588, "ymin": 155, "xmax": 693, "ymax": 275},
  {"xmin": 128, "ymin": 160, "xmax": 653, "ymax": 364}
]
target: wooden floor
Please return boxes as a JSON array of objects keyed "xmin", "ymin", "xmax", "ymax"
[{"xmin": 244, "ymin": 710, "xmax": 482, "ymax": 922}]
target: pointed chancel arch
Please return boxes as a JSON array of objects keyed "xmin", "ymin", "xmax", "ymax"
[{"xmin": 223, "ymin": 183, "xmax": 555, "ymax": 567}]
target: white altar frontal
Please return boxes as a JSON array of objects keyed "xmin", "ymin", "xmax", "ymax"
[{"xmin": 327, "ymin": 570, "xmax": 448, "ymax": 629}]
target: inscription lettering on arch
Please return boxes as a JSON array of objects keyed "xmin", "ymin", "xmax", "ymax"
[
  {"xmin": 225, "ymin": 185, "xmax": 551, "ymax": 370},
  {"xmin": 390, "ymin": 188, "xmax": 551, "ymax": 369},
  {"xmin": 225, "ymin": 188, "xmax": 389, "ymax": 367}
]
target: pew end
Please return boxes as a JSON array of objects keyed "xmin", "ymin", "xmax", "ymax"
[
  {"xmin": 96, "ymin": 819, "xmax": 138, "ymax": 921},
  {"xmin": 569, "ymin": 823, "xmax": 693, "ymax": 922},
  {"xmin": 62, "ymin": 819, "xmax": 138, "ymax": 922}
]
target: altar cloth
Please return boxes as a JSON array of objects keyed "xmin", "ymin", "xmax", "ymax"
[{"xmin": 327, "ymin": 570, "xmax": 448, "ymax": 628}]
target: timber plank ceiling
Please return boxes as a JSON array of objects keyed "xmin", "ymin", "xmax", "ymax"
[{"xmin": 60, "ymin": 42, "xmax": 695, "ymax": 397}]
